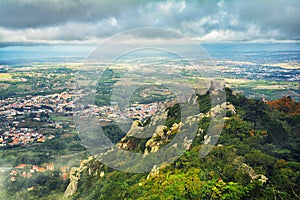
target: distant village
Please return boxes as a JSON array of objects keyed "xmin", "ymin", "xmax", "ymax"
[
  {"xmin": 8, "ymin": 163, "xmax": 70, "ymax": 182},
  {"xmin": 0, "ymin": 92, "xmax": 74, "ymax": 148},
  {"xmin": 0, "ymin": 87, "xmax": 171, "ymax": 183},
  {"xmin": 0, "ymin": 88, "xmax": 166, "ymax": 148}
]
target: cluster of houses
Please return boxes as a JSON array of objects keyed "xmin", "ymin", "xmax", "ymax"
[
  {"xmin": 95, "ymin": 102, "xmax": 162, "ymax": 121},
  {"xmin": 9, "ymin": 163, "xmax": 70, "ymax": 182},
  {"xmin": 0, "ymin": 128, "xmax": 55, "ymax": 147},
  {"xmin": 0, "ymin": 91, "xmax": 74, "ymax": 118},
  {"xmin": 1, "ymin": 89, "xmax": 174, "ymax": 184},
  {"xmin": 0, "ymin": 89, "xmax": 165, "ymax": 148},
  {"xmin": 0, "ymin": 92, "xmax": 74, "ymax": 148}
]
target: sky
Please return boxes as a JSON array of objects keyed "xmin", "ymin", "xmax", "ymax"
[{"xmin": 0, "ymin": 0, "xmax": 300, "ymax": 47}]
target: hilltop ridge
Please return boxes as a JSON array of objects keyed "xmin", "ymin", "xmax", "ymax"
[{"xmin": 54, "ymin": 88, "xmax": 300, "ymax": 200}]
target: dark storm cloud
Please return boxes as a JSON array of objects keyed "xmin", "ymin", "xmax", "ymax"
[
  {"xmin": 0, "ymin": 0, "xmax": 299, "ymax": 45},
  {"xmin": 0, "ymin": 0, "xmax": 144, "ymax": 28}
]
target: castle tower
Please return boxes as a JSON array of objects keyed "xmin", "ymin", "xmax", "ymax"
[{"xmin": 261, "ymin": 94, "xmax": 267, "ymax": 103}]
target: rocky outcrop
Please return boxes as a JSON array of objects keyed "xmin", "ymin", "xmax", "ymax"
[
  {"xmin": 65, "ymin": 100, "xmax": 237, "ymax": 197},
  {"xmin": 225, "ymin": 102, "xmax": 236, "ymax": 115},
  {"xmin": 117, "ymin": 110, "xmax": 169, "ymax": 151},
  {"xmin": 64, "ymin": 167, "xmax": 81, "ymax": 197},
  {"xmin": 118, "ymin": 101, "xmax": 236, "ymax": 156},
  {"xmin": 144, "ymin": 126, "xmax": 166, "ymax": 153},
  {"xmin": 238, "ymin": 163, "xmax": 268, "ymax": 183},
  {"xmin": 233, "ymin": 157, "xmax": 268, "ymax": 184},
  {"xmin": 183, "ymin": 136, "xmax": 193, "ymax": 150},
  {"xmin": 64, "ymin": 156, "xmax": 103, "ymax": 197},
  {"xmin": 205, "ymin": 102, "xmax": 235, "ymax": 118},
  {"xmin": 123, "ymin": 120, "xmax": 144, "ymax": 138},
  {"xmin": 146, "ymin": 165, "xmax": 160, "ymax": 179}
]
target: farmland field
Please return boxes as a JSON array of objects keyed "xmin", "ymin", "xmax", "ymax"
[{"xmin": 0, "ymin": 73, "xmax": 12, "ymax": 79}]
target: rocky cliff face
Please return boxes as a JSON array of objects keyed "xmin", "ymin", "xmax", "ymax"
[
  {"xmin": 232, "ymin": 157, "xmax": 268, "ymax": 184},
  {"xmin": 64, "ymin": 98, "xmax": 237, "ymax": 197},
  {"xmin": 64, "ymin": 156, "xmax": 103, "ymax": 197},
  {"xmin": 64, "ymin": 167, "xmax": 80, "ymax": 197},
  {"xmin": 117, "ymin": 101, "xmax": 236, "ymax": 154}
]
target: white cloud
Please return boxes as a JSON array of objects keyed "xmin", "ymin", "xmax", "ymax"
[{"xmin": 0, "ymin": 0, "xmax": 299, "ymax": 46}]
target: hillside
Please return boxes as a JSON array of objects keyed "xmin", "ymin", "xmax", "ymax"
[
  {"xmin": 267, "ymin": 96, "xmax": 300, "ymax": 115},
  {"xmin": 19, "ymin": 88, "xmax": 300, "ymax": 199}
]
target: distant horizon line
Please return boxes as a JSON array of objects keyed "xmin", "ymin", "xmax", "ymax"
[{"xmin": 1, "ymin": 39, "xmax": 300, "ymax": 48}]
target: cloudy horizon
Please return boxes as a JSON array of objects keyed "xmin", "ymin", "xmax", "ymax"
[{"xmin": 0, "ymin": 0, "xmax": 300, "ymax": 47}]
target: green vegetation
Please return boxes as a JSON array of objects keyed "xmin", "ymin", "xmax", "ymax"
[
  {"xmin": 0, "ymin": 67, "xmax": 74, "ymax": 99},
  {"xmin": 0, "ymin": 73, "xmax": 12, "ymax": 79},
  {"xmin": 95, "ymin": 69, "xmax": 118, "ymax": 106},
  {"xmin": 129, "ymin": 85, "xmax": 174, "ymax": 104},
  {"xmin": 31, "ymin": 88, "xmax": 300, "ymax": 200},
  {"xmin": 1, "ymin": 64, "xmax": 299, "ymax": 199}
]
